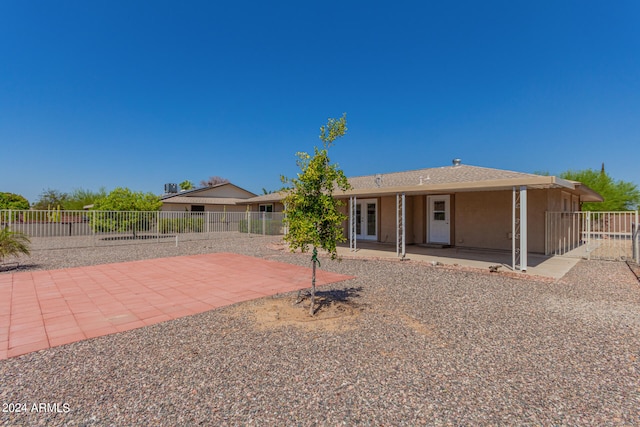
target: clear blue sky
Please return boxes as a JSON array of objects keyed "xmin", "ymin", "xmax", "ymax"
[{"xmin": 1, "ymin": 1, "xmax": 639, "ymax": 204}]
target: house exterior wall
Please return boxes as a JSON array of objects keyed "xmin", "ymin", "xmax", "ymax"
[
  {"xmin": 338, "ymin": 188, "xmax": 584, "ymax": 254},
  {"xmin": 161, "ymin": 204, "xmax": 247, "ymax": 212},
  {"xmin": 380, "ymin": 196, "xmax": 396, "ymax": 244},
  {"xmin": 246, "ymin": 202, "xmax": 285, "ymax": 212},
  {"xmin": 454, "ymin": 189, "xmax": 550, "ymax": 253}
]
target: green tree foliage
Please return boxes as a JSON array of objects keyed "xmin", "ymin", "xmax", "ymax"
[
  {"xmin": 32, "ymin": 188, "xmax": 69, "ymax": 210},
  {"xmin": 560, "ymin": 167, "xmax": 640, "ymax": 211},
  {"xmin": 0, "ymin": 192, "xmax": 30, "ymax": 210},
  {"xmin": 64, "ymin": 188, "xmax": 107, "ymax": 210},
  {"xmin": 30, "ymin": 188, "xmax": 107, "ymax": 210},
  {"xmin": 0, "ymin": 226, "xmax": 31, "ymax": 265},
  {"xmin": 179, "ymin": 180, "xmax": 195, "ymax": 191},
  {"xmin": 281, "ymin": 114, "xmax": 351, "ymax": 315},
  {"xmin": 90, "ymin": 187, "xmax": 162, "ymax": 237}
]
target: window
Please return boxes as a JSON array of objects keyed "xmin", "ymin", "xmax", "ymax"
[
  {"xmin": 561, "ymin": 192, "xmax": 571, "ymax": 212},
  {"xmin": 259, "ymin": 204, "xmax": 274, "ymax": 219},
  {"xmin": 433, "ymin": 201, "xmax": 446, "ymax": 221},
  {"xmin": 191, "ymin": 205, "xmax": 205, "ymax": 212}
]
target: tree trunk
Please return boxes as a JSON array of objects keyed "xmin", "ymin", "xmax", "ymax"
[{"xmin": 310, "ymin": 248, "xmax": 317, "ymax": 316}]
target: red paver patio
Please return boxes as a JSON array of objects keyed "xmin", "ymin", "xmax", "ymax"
[{"xmin": 0, "ymin": 253, "xmax": 354, "ymax": 360}]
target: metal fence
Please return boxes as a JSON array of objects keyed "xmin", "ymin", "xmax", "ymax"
[
  {"xmin": 0, "ymin": 209, "xmax": 285, "ymax": 250},
  {"xmin": 545, "ymin": 210, "xmax": 639, "ymax": 262}
]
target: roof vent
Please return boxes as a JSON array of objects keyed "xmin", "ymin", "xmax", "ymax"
[
  {"xmin": 374, "ymin": 174, "xmax": 383, "ymax": 187},
  {"xmin": 452, "ymin": 158, "xmax": 462, "ymax": 166}
]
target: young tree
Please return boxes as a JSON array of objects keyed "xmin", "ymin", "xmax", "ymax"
[
  {"xmin": 64, "ymin": 188, "xmax": 107, "ymax": 210},
  {"xmin": 281, "ymin": 114, "xmax": 351, "ymax": 315},
  {"xmin": 199, "ymin": 176, "xmax": 229, "ymax": 187},
  {"xmin": 560, "ymin": 165, "xmax": 640, "ymax": 211},
  {"xmin": 0, "ymin": 192, "xmax": 30, "ymax": 210},
  {"xmin": 0, "ymin": 226, "xmax": 30, "ymax": 266},
  {"xmin": 32, "ymin": 189, "xmax": 69, "ymax": 210},
  {"xmin": 179, "ymin": 180, "xmax": 195, "ymax": 191},
  {"xmin": 90, "ymin": 187, "xmax": 162, "ymax": 238}
]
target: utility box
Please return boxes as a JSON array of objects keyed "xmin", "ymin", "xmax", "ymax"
[{"xmin": 164, "ymin": 183, "xmax": 178, "ymax": 194}]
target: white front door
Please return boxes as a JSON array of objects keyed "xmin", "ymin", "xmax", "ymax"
[
  {"xmin": 356, "ymin": 199, "xmax": 377, "ymax": 240},
  {"xmin": 428, "ymin": 195, "xmax": 450, "ymax": 244}
]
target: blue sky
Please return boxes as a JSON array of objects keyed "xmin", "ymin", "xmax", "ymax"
[{"xmin": 1, "ymin": 1, "xmax": 639, "ymax": 204}]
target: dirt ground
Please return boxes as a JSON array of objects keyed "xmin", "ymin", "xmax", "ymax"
[{"xmin": 227, "ymin": 289, "xmax": 363, "ymax": 332}]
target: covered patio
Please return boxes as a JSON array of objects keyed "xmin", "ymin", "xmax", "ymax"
[
  {"xmin": 341, "ymin": 162, "xmax": 602, "ymax": 275},
  {"xmin": 337, "ymin": 241, "xmax": 580, "ymax": 279}
]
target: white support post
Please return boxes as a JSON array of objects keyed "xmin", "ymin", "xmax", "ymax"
[
  {"xmin": 512, "ymin": 186, "xmax": 527, "ymax": 272},
  {"xmin": 401, "ymin": 193, "xmax": 406, "ymax": 259},
  {"xmin": 586, "ymin": 211, "xmax": 591, "ymax": 260},
  {"xmin": 396, "ymin": 194, "xmax": 400, "ymax": 256},
  {"xmin": 520, "ymin": 185, "xmax": 527, "ymax": 272},
  {"xmin": 349, "ymin": 196, "xmax": 357, "ymax": 252},
  {"xmin": 512, "ymin": 187, "xmax": 517, "ymax": 271},
  {"xmin": 349, "ymin": 196, "xmax": 352, "ymax": 251},
  {"xmin": 396, "ymin": 193, "xmax": 406, "ymax": 259}
]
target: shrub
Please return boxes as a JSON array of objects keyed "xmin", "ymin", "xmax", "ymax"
[
  {"xmin": 238, "ymin": 218, "xmax": 282, "ymax": 235},
  {"xmin": 0, "ymin": 192, "xmax": 30, "ymax": 210},
  {"xmin": 158, "ymin": 217, "xmax": 204, "ymax": 233}
]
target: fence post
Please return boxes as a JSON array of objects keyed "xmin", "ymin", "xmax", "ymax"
[
  {"xmin": 262, "ymin": 212, "xmax": 266, "ymax": 236},
  {"xmin": 586, "ymin": 212, "xmax": 591, "ymax": 260},
  {"xmin": 632, "ymin": 211, "xmax": 640, "ymax": 264}
]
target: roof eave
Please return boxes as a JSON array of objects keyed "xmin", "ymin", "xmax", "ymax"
[{"xmin": 339, "ymin": 176, "xmax": 576, "ymax": 197}]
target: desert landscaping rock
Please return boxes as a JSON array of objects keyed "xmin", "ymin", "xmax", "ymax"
[{"xmin": 2, "ymin": 235, "xmax": 640, "ymax": 425}]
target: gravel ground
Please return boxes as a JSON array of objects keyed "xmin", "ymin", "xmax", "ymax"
[{"xmin": 2, "ymin": 235, "xmax": 640, "ymax": 426}]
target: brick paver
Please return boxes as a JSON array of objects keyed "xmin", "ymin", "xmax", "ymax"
[{"xmin": 0, "ymin": 253, "xmax": 353, "ymax": 359}]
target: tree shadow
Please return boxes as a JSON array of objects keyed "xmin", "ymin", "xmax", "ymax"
[
  {"xmin": 301, "ymin": 286, "xmax": 363, "ymax": 315},
  {"xmin": 0, "ymin": 262, "xmax": 42, "ymax": 273},
  {"xmin": 99, "ymin": 235, "xmax": 175, "ymax": 241}
]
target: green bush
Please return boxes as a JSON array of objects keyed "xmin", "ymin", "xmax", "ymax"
[
  {"xmin": 238, "ymin": 218, "xmax": 282, "ymax": 235},
  {"xmin": 159, "ymin": 217, "xmax": 204, "ymax": 233},
  {"xmin": 90, "ymin": 211, "xmax": 156, "ymax": 235},
  {"xmin": 0, "ymin": 192, "xmax": 30, "ymax": 210}
]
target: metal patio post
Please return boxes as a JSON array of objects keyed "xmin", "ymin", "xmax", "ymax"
[{"xmin": 520, "ymin": 186, "xmax": 527, "ymax": 272}]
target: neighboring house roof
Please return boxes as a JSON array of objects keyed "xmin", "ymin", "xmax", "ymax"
[
  {"xmin": 161, "ymin": 197, "xmax": 251, "ymax": 205},
  {"xmin": 161, "ymin": 182, "xmax": 257, "ymax": 200},
  {"xmin": 240, "ymin": 164, "xmax": 604, "ymax": 203}
]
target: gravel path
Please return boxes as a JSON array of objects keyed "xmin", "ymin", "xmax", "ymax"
[{"xmin": 2, "ymin": 235, "xmax": 640, "ymax": 426}]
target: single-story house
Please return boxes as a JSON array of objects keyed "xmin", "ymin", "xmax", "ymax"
[
  {"xmin": 161, "ymin": 183, "xmax": 257, "ymax": 212},
  {"xmin": 241, "ymin": 160, "xmax": 603, "ymax": 271}
]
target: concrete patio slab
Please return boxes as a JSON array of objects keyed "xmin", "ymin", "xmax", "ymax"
[
  {"xmin": 0, "ymin": 253, "xmax": 354, "ymax": 360},
  {"xmin": 337, "ymin": 242, "xmax": 580, "ymax": 279}
]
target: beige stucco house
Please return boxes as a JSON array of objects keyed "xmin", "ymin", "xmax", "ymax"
[
  {"xmin": 242, "ymin": 160, "xmax": 603, "ymax": 270},
  {"xmin": 161, "ymin": 183, "xmax": 257, "ymax": 212}
]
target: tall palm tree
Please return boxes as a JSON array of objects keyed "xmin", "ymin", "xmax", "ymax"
[{"xmin": 0, "ymin": 226, "xmax": 31, "ymax": 264}]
